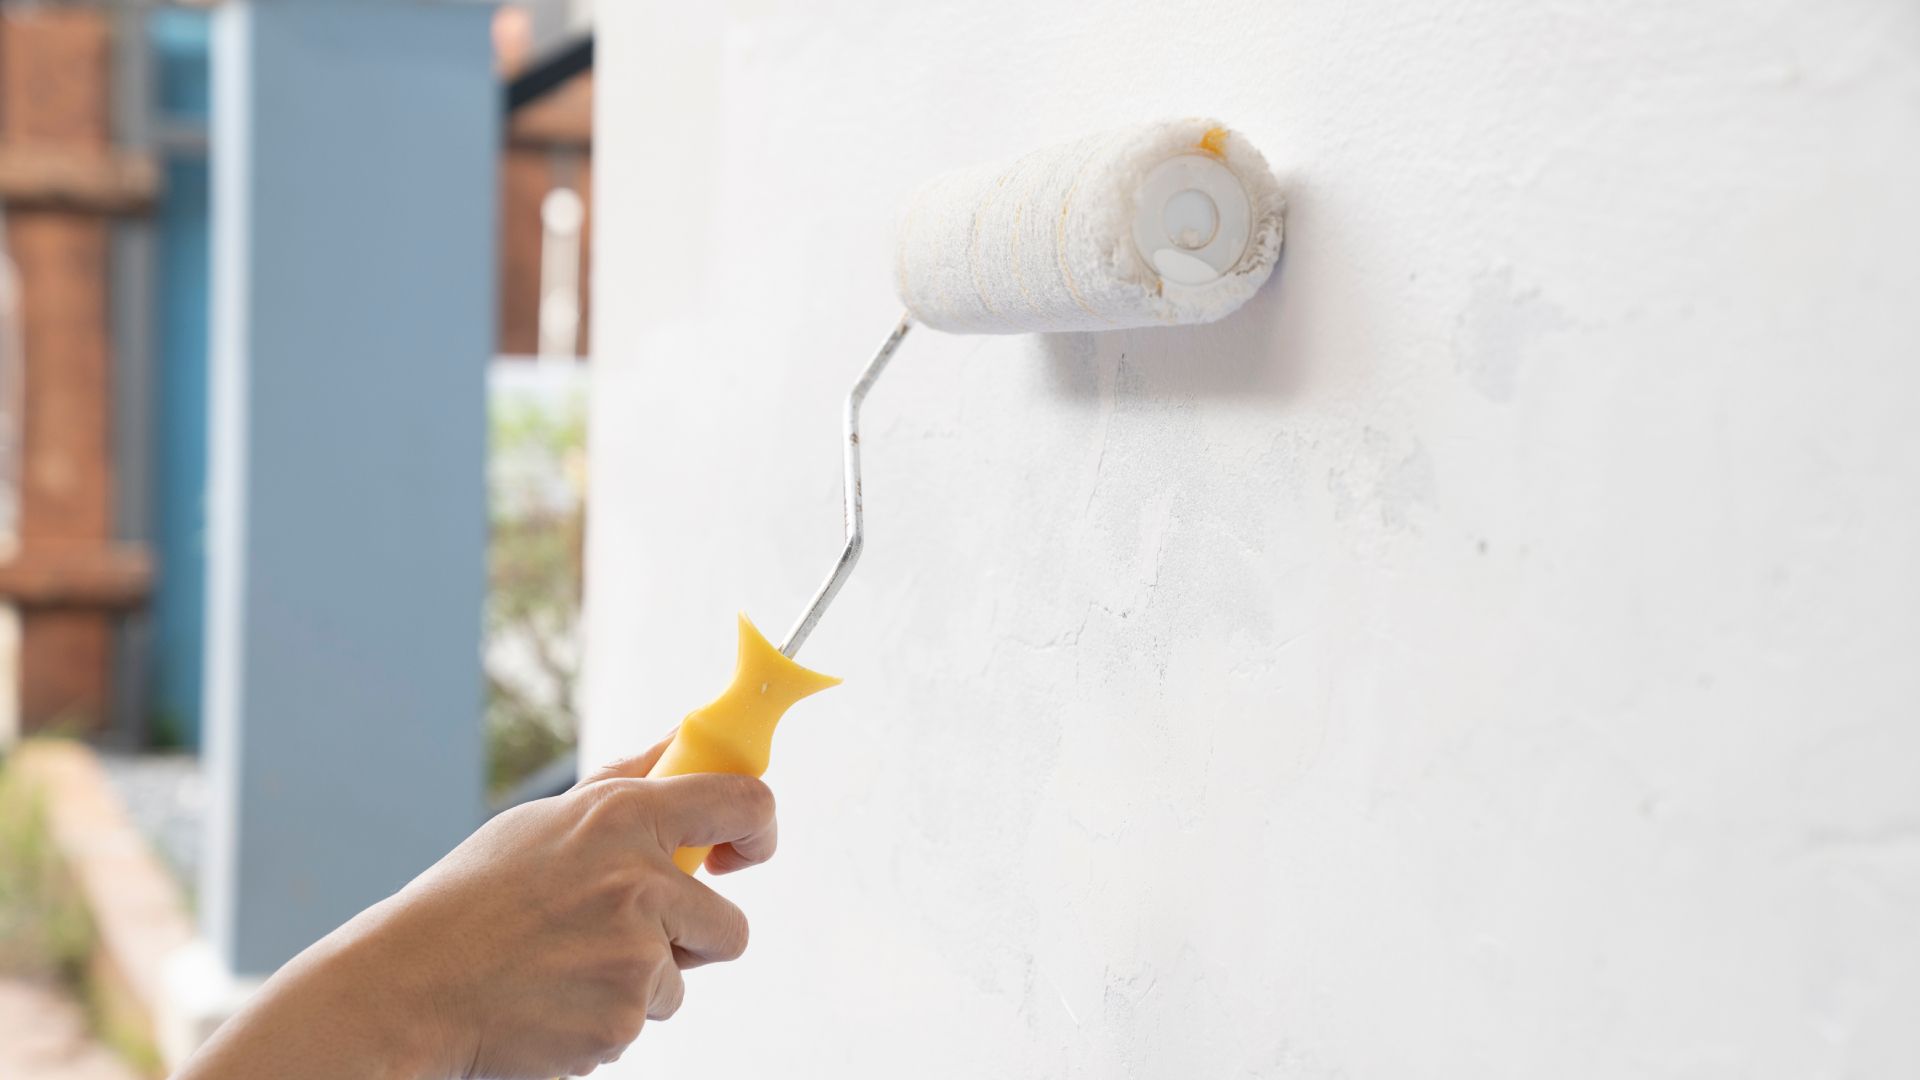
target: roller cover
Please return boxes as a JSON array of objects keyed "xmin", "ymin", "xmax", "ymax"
[{"xmin": 894, "ymin": 118, "xmax": 1286, "ymax": 334}]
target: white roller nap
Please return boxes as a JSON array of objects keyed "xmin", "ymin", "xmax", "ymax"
[{"xmin": 894, "ymin": 118, "xmax": 1286, "ymax": 334}]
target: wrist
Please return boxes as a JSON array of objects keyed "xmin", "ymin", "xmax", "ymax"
[{"xmin": 290, "ymin": 904, "xmax": 463, "ymax": 1080}]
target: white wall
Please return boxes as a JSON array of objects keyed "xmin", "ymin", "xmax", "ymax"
[{"xmin": 583, "ymin": 2, "xmax": 1920, "ymax": 1076}]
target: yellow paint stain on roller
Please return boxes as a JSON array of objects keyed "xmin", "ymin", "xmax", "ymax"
[
  {"xmin": 646, "ymin": 614, "xmax": 840, "ymax": 873},
  {"xmin": 1198, "ymin": 126, "xmax": 1229, "ymax": 157},
  {"xmin": 1054, "ymin": 143, "xmax": 1111, "ymax": 323}
]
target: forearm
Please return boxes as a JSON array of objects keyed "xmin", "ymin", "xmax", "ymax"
[{"xmin": 174, "ymin": 904, "xmax": 452, "ymax": 1080}]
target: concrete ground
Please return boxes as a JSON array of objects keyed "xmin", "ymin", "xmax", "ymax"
[
  {"xmin": 0, "ymin": 976, "xmax": 143, "ymax": 1080},
  {"xmin": 96, "ymin": 752, "xmax": 202, "ymax": 889},
  {"xmin": 7, "ymin": 742, "xmax": 201, "ymax": 1074}
]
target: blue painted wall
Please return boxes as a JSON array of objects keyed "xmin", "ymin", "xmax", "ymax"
[
  {"xmin": 200, "ymin": 0, "xmax": 493, "ymax": 976},
  {"xmin": 149, "ymin": 10, "xmax": 212, "ymax": 747}
]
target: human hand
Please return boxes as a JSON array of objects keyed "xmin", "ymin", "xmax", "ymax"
[{"xmin": 175, "ymin": 735, "xmax": 778, "ymax": 1080}]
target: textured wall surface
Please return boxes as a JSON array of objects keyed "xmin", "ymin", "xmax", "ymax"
[{"xmin": 583, "ymin": 2, "xmax": 1920, "ymax": 1075}]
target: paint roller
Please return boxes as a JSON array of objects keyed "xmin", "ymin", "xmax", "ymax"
[{"xmin": 645, "ymin": 119, "xmax": 1287, "ymax": 871}]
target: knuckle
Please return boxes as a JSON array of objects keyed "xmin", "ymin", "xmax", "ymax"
[
  {"xmin": 624, "ymin": 943, "xmax": 671, "ymax": 996},
  {"xmin": 611, "ymin": 778, "xmax": 659, "ymax": 814},
  {"xmin": 726, "ymin": 775, "xmax": 776, "ymax": 821},
  {"xmin": 571, "ymin": 781, "xmax": 626, "ymax": 824},
  {"xmin": 579, "ymin": 780, "xmax": 651, "ymax": 832},
  {"xmin": 633, "ymin": 938, "xmax": 673, "ymax": 978},
  {"xmin": 597, "ymin": 1005, "xmax": 647, "ymax": 1050},
  {"xmin": 649, "ymin": 964, "xmax": 686, "ymax": 1021},
  {"xmin": 714, "ymin": 901, "xmax": 751, "ymax": 961},
  {"xmin": 626, "ymin": 868, "xmax": 672, "ymax": 913},
  {"xmin": 623, "ymin": 1004, "xmax": 652, "ymax": 1041}
]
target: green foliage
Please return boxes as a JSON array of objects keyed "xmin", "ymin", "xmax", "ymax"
[
  {"xmin": 94, "ymin": 999, "xmax": 163, "ymax": 1077},
  {"xmin": 0, "ymin": 753, "xmax": 95, "ymax": 988},
  {"xmin": 148, "ymin": 707, "xmax": 188, "ymax": 752},
  {"xmin": 486, "ymin": 385, "xmax": 588, "ymax": 799},
  {"xmin": 0, "ymin": 750, "xmax": 162, "ymax": 1073}
]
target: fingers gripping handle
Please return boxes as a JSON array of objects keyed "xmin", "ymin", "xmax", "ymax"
[{"xmin": 645, "ymin": 615, "xmax": 840, "ymax": 873}]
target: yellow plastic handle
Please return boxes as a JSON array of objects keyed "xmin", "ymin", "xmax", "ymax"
[{"xmin": 645, "ymin": 614, "xmax": 840, "ymax": 873}]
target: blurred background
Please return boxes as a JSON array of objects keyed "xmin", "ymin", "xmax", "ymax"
[
  {"xmin": 0, "ymin": 2, "xmax": 589, "ymax": 1074},
  {"xmin": 2, "ymin": 1, "xmax": 1916, "ymax": 1078}
]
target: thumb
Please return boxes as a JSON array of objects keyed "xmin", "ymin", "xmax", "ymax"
[{"xmin": 575, "ymin": 728, "xmax": 677, "ymax": 788}]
